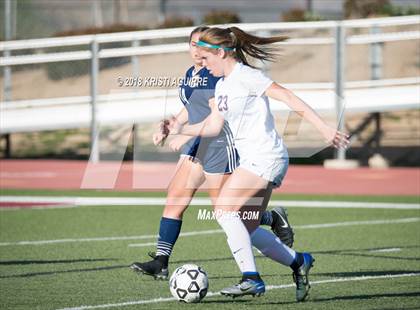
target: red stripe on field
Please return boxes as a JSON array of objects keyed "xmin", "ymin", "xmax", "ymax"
[
  {"xmin": 0, "ymin": 160, "xmax": 419, "ymax": 196},
  {"xmin": 0, "ymin": 202, "xmax": 72, "ymax": 208}
]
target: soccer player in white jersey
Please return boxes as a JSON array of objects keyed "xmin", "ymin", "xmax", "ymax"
[{"xmin": 167, "ymin": 26, "xmax": 349, "ymax": 301}]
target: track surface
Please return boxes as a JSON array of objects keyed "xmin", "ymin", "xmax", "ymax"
[{"xmin": 1, "ymin": 160, "xmax": 418, "ymax": 196}]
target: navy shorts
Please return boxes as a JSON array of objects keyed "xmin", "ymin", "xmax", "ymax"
[{"xmin": 181, "ymin": 138, "xmax": 238, "ymax": 174}]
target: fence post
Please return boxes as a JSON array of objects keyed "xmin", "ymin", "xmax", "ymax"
[
  {"xmin": 369, "ymin": 25, "xmax": 387, "ymax": 167},
  {"xmin": 131, "ymin": 40, "xmax": 140, "ymax": 78},
  {"xmin": 370, "ymin": 25, "xmax": 382, "ymax": 81},
  {"xmin": 334, "ymin": 22, "xmax": 346, "ymax": 160},
  {"xmin": 90, "ymin": 38, "xmax": 99, "ymax": 163},
  {"xmin": 3, "ymin": 0, "xmax": 12, "ymax": 158},
  {"xmin": 131, "ymin": 40, "xmax": 140, "ymax": 161},
  {"xmin": 370, "ymin": 24, "xmax": 382, "ymax": 151}
]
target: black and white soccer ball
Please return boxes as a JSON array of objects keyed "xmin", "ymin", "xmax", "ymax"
[{"xmin": 169, "ymin": 264, "xmax": 208, "ymax": 303}]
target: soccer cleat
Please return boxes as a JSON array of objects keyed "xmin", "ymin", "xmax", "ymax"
[
  {"xmin": 220, "ymin": 278, "xmax": 265, "ymax": 298},
  {"xmin": 130, "ymin": 258, "xmax": 169, "ymax": 280},
  {"xmin": 292, "ymin": 252, "xmax": 315, "ymax": 302},
  {"xmin": 271, "ymin": 207, "xmax": 295, "ymax": 248}
]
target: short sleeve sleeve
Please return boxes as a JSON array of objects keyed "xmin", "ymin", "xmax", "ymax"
[
  {"xmin": 241, "ymin": 67, "xmax": 273, "ymax": 97},
  {"xmin": 206, "ymin": 75, "xmax": 220, "ymax": 98},
  {"xmin": 197, "ymin": 74, "xmax": 219, "ymax": 103}
]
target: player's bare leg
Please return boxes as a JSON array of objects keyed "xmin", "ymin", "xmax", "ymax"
[
  {"xmin": 214, "ymin": 168, "xmax": 314, "ymax": 300},
  {"xmin": 131, "ymin": 156, "xmax": 205, "ymax": 279}
]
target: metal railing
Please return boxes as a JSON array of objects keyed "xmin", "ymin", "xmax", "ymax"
[{"xmin": 1, "ymin": 15, "xmax": 419, "ymax": 162}]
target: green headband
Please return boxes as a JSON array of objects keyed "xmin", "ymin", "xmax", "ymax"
[{"xmin": 196, "ymin": 40, "xmax": 234, "ymax": 51}]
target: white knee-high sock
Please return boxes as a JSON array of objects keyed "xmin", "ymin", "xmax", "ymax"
[
  {"xmin": 216, "ymin": 212, "xmax": 257, "ymax": 273},
  {"xmin": 251, "ymin": 227, "xmax": 296, "ymax": 266}
]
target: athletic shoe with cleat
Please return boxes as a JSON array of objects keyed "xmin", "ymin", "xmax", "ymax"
[
  {"xmin": 130, "ymin": 252, "xmax": 169, "ymax": 280},
  {"xmin": 293, "ymin": 252, "xmax": 315, "ymax": 302},
  {"xmin": 220, "ymin": 278, "xmax": 265, "ymax": 298},
  {"xmin": 271, "ymin": 207, "xmax": 295, "ymax": 248}
]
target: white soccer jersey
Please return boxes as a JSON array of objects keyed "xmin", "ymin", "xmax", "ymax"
[{"xmin": 215, "ymin": 62, "xmax": 288, "ymax": 164}]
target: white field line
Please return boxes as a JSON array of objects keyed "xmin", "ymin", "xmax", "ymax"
[
  {"xmin": 0, "ymin": 229, "xmax": 223, "ymax": 246},
  {"xmin": 370, "ymin": 247, "xmax": 402, "ymax": 253},
  {"xmin": 1, "ymin": 196, "xmax": 419, "ymax": 209},
  {"xmin": 57, "ymin": 272, "xmax": 420, "ymax": 310},
  {"xmin": 1, "ymin": 218, "xmax": 418, "ymax": 247},
  {"xmin": 127, "ymin": 217, "xmax": 420, "ymax": 247}
]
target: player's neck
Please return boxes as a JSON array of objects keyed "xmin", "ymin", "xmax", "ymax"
[
  {"xmin": 193, "ymin": 64, "xmax": 203, "ymax": 74},
  {"xmin": 223, "ymin": 59, "xmax": 238, "ymax": 78}
]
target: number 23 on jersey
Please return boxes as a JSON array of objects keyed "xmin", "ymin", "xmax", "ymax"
[{"xmin": 217, "ymin": 95, "xmax": 228, "ymax": 112}]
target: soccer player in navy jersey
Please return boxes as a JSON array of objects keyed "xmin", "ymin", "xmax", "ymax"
[{"xmin": 130, "ymin": 26, "xmax": 294, "ymax": 280}]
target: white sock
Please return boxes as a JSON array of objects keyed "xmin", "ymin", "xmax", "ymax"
[
  {"xmin": 251, "ymin": 227, "xmax": 296, "ymax": 266},
  {"xmin": 216, "ymin": 212, "xmax": 257, "ymax": 273}
]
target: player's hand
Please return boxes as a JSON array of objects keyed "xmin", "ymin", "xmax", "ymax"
[
  {"xmin": 168, "ymin": 116, "xmax": 182, "ymax": 135},
  {"xmin": 169, "ymin": 135, "xmax": 192, "ymax": 152},
  {"xmin": 152, "ymin": 132, "xmax": 167, "ymax": 146},
  {"xmin": 152, "ymin": 119, "xmax": 170, "ymax": 146},
  {"xmin": 321, "ymin": 125, "xmax": 350, "ymax": 149}
]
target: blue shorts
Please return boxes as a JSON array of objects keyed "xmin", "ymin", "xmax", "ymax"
[{"xmin": 181, "ymin": 137, "xmax": 238, "ymax": 174}]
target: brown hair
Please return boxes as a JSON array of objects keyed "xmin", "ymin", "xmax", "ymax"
[
  {"xmin": 189, "ymin": 26, "xmax": 210, "ymax": 42},
  {"xmin": 198, "ymin": 26, "xmax": 288, "ymax": 68}
]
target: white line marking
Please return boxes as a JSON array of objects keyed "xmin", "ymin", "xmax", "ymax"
[
  {"xmin": 1, "ymin": 196, "xmax": 419, "ymax": 209},
  {"xmin": 272, "ymin": 200, "xmax": 420, "ymax": 210},
  {"xmin": 0, "ymin": 229, "xmax": 223, "ymax": 246},
  {"xmin": 127, "ymin": 217, "xmax": 419, "ymax": 247},
  {"xmin": 370, "ymin": 247, "xmax": 402, "ymax": 253},
  {"xmin": 56, "ymin": 272, "xmax": 420, "ymax": 310},
  {"xmin": 293, "ymin": 217, "xmax": 420, "ymax": 229},
  {"xmin": 127, "ymin": 242, "xmax": 156, "ymax": 248},
  {"xmin": 2, "ymin": 217, "xmax": 417, "ymax": 247}
]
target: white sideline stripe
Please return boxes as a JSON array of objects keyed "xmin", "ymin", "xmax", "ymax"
[
  {"xmin": 56, "ymin": 272, "xmax": 420, "ymax": 310},
  {"xmin": 1, "ymin": 196, "xmax": 419, "ymax": 209},
  {"xmin": 370, "ymin": 247, "xmax": 401, "ymax": 253},
  {"xmin": 127, "ymin": 217, "xmax": 419, "ymax": 247},
  {"xmin": 0, "ymin": 229, "xmax": 223, "ymax": 246},
  {"xmin": 128, "ymin": 242, "xmax": 162, "ymax": 248},
  {"xmin": 272, "ymin": 201, "xmax": 420, "ymax": 210},
  {"xmin": 1, "ymin": 218, "xmax": 417, "ymax": 247},
  {"xmin": 293, "ymin": 217, "xmax": 420, "ymax": 229}
]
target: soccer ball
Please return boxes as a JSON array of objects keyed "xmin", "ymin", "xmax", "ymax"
[{"xmin": 169, "ymin": 264, "xmax": 208, "ymax": 303}]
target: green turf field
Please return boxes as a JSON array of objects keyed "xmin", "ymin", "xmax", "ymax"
[{"xmin": 0, "ymin": 189, "xmax": 419, "ymax": 310}]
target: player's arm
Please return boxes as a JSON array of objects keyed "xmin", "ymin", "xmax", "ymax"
[
  {"xmin": 169, "ymin": 98, "xmax": 224, "ymax": 137},
  {"xmin": 265, "ymin": 82, "xmax": 349, "ymax": 149},
  {"xmin": 168, "ymin": 107, "xmax": 197, "ymax": 151},
  {"xmin": 174, "ymin": 106, "xmax": 189, "ymax": 125},
  {"xmin": 153, "ymin": 107, "xmax": 190, "ymax": 146}
]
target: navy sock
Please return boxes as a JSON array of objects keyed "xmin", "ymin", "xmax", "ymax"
[
  {"xmin": 290, "ymin": 252, "xmax": 304, "ymax": 272},
  {"xmin": 155, "ymin": 217, "xmax": 182, "ymax": 266},
  {"xmin": 260, "ymin": 210, "xmax": 273, "ymax": 226},
  {"xmin": 242, "ymin": 271, "xmax": 262, "ymax": 282}
]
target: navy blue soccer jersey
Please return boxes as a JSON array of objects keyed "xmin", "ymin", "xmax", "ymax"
[
  {"xmin": 178, "ymin": 66, "xmax": 232, "ymax": 148},
  {"xmin": 179, "ymin": 66, "xmax": 219, "ymax": 125},
  {"xmin": 178, "ymin": 66, "xmax": 237, "ymax": 173}
]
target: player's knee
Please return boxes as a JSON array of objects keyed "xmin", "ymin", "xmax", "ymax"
[
  {"xmin": 163, "ymin": 209, "xmax": 184, "ymax": 219},
  {"xmin": 163, "ymin": 204, "xmax": 186, "ymax": 219},
  {"xmin": 167, "ymin": 180, "xmax": 196, "ymax": 196},
  {"xmin": 166, "ymin": 187, "xmax": 193, "ymax": 206},
  {"xmin": 164, "ymin": 188, "xmax": 193, "ymax": 218}
]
